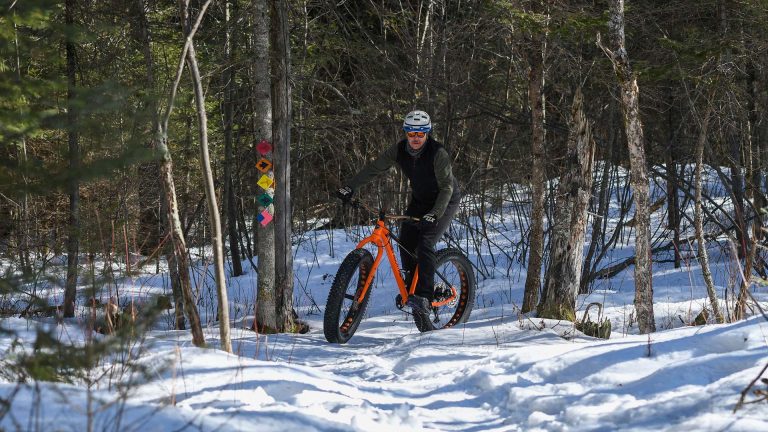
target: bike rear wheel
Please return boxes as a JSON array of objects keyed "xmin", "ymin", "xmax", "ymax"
[
  {"xmin": 323, "ymin": 248, "xmax": 375, "ymax": 343},
  {"xmin": 414, "ymin": 248, "xmax": 476, "ymax": 332}
]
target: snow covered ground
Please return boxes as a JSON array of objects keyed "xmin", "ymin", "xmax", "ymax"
[{"xmin": 1, "ymin": 170, "xmax": 767, "ymax": 431}]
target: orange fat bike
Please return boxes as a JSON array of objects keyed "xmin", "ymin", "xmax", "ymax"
[{"xmin": 323, "ymin": 201, "xmax": 476, "ymax": 343}]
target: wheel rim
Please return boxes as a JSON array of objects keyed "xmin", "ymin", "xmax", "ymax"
[{"xmin": 431, "ymin": 258, "xmax": 470, "ymax": 328}]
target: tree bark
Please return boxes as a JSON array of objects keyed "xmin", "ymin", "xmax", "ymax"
[
  {"xmin": 270, "ymin": 0, "xmax": 295, "ymax": 332},
  {"xmin": 64, "ymin": 0, "xmax": 80, "ymax": 318},
  {"xmin": 717, "ymin": 0, "xmax": 750, "ymax": 318},
  {"xmin": 132, "ymin": 0, "xmax": 162, "ymax": 259},
  {"xmin": 694, "ymin": 105, "xmax": 725, "ymax": 324},
  {"xmin": 750, "ymin": 38, "xmax": 768, "ymax": 273},
  {"xmin": 158, "ymin": 139, "xmax": 205, "ymax": 346},
  {"xmin": 182, "ymin": 0, "xmax": 232, "ymax": 353},
  {"xmin": 666, "ymin": 93, "xmax": 681, "ymax": 269},
  {"xmin": 538, "ymin": 89, "xmax": 595, "ymax": 320},
  {"xmin": 153, "ymin": 0, "xmax": 218, "ymax": 348},
  {"xmin": 718, "ymin": 0, "xmax": 749, "ymax": 262},
  {"xmin": 600, "ymin": 0, "xmax": 656, "ymax": 333},
  {"xmin": 12, "ymin": 20, "xmax": 31, "ymax": 275},
  {"xmin": 132, "ymin": 0, "xmax": 186, "ymax": 329},
  {"xmin": 253, "ymin": 0, "xmax": 278, "ymax": 332},
  {"xmin": 522, "ymin": 22, "xmax": 547, "ymax": 314},
  {"xmin": 223, "ymin": 0, "xmax": 243, "ymax": 277},
  {"xmin": 581, "ymin": 111, "xmax": 618, "ymax": 294}
]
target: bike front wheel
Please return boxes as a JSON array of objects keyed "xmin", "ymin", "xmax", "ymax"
[
  {"xmin": 414, "ymin": 248, "xmax": 476, "ymax": 332},
  {"xmin": 323, "ymin": 248, "xmax": 375, "ymax": 343}
]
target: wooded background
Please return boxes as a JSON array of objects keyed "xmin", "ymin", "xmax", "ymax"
[{"xmin": 2, "ymin": 0, "xmax": 766, "ymax": 338}]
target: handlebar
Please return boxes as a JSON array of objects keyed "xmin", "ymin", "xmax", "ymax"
[{"xmin": 344, "ymin": 198, "xmax": 420, "ymax": 222}]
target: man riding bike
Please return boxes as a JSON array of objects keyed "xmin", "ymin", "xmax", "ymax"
[{"xmin": 336, "ymin": 110, "xmax": 461, "ymax": 329}]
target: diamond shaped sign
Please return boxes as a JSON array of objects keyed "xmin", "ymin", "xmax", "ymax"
[
  {"xmin": 257, "ymin": 209, "xmax": 273, "ymax": 226},
  {"xmin": 257, "ymin": 174, "xmax": 273, "ymax": 190},
  {"xmin": 257, "ymin": 192, "xmax": 273, "ymax": 207},
  {"xmin": 256, "ymin": 157, "xmax": 272, "ymax": 173},
  {"xmin": 256, "ymin": 139, "xmax": 272, "ymax": 155}
]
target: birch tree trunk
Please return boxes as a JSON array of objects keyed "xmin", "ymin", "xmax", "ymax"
[
  {"xmin": 182, "ymin": 0, "xmax": 232, "ymax": 353},
  {"xmin": 599, "ymin": 0, "xmax": 656, "ymax": 333},
  {"xmin": 694, "ymin": 105, "xmax": 725, "ymax": 324},
  {"xmin": 522, "ymin": 26, "xmax": 546, "ymax": 314},
  {"xmin": 252, "ymin": 0, "xmax": 278, "ymax": 332},
  {"xmin": 271, "ymin": 0, "xmax": 295, "ymax": 332},
  {"xmin": 537, "ymin": 89, "xmax": 595, "ymax": 320},
  {"xmin": 63, "ymin": 0, "xmax": 80, "ymax": 318}
]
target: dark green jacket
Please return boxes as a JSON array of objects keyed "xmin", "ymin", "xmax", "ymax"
[{"xmin": 347, "ymin": 137, "xmax": 459, "ymax": 218}]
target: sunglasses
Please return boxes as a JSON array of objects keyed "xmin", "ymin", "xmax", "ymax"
[{"xmin": 406, "ymin": 131, "xmax": 426, "ymax": 138}]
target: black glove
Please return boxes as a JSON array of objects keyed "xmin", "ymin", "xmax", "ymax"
[
  {"xmin": 420, "ymin": 213, "xmax": 437, "ymax": 228},
  {"xmin": 336, "ymin": 186, "xmax": 353, "ymax": 203}
]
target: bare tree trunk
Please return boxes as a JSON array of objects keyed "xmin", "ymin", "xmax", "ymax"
[
  {"xmin": 729, "ymin": 137, "xmax": 748, "ymax": 261},
  {"xmin": 154, "ymin": 0, "xmax": 218, "ymax": 348},
  {"xmin": 132, "ymin": 0, "xmax": 187, "ymax": 329},
  {"xmin": 414, "ymin": 0, "xmax": 435, "ymax": 100},
  {"xmin": 252, "ymin": 0, "xmax": 278, "ymax": 332},
  {"xmin": 522, "ymin": 25, "xmax": 546, "ymax": 314},
  {"xmin": 182, "ymin": 0, "xmax": 232, "ymax": 353},
  {"xmin": 271, "ymin": 0, "xmax": 295, "ymax": 332},
  {"xmin": 581, "ymin": 111, "xmax": 618, "ymax": 294},
  {"xmin": 158, "ymin": 140, "xmax": 205, "ymax": 346},
  {"xmin": 223, "ymin": 0, "xmax": 243, "ymax": 277},
  {"xmin": 581, "ymin": 158, "xmax": 609, "ymax": 294},
  {"xmin": 599, "ymin": 0, "xmax": 656, "ymax": 333},
  {"xmin": 717, "ymin": 0, "xmax": 750, "ymax": 318},
  {"xmin": 538, "ymin": 89, "xmax": 595, "ymax": 320},
  {"xmin": 718, "ymin": 0, "xmax": 749, "ymax": 263},
  {"xmin": 736, "ymin": 57, "xmax": 759, "ymax": 318},
  {"xmin": 133, "ymin": 0, "xmax": 161, "ymax": 259},
  {"xmin": 165, "ymin": 217, "xmax": 186, "ymax": 329},
  {"xmin": 64, "ymin": 0, "xmax": 80, "ymax": 318},
  {"xmin": 13, "ymin": 21, "xmax": 31, "ymax": 275},
  {"xmin": 750, "ymin": 44, "xmax": 767, "ymax": 273},
  {"xmin": 694, "ymin": 105, "xmax": 725, "ymax": 324},
  {"xmin": 666, "ymin": 93, "xmax": 681, "ymax": 269}
]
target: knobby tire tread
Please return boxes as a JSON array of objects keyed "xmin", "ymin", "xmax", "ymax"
[
  {"xmin": 323, "ymin": 248, "xmax": 374, "ymax": 343},
  {"xmin": 414, "ymin": 248, "xmax": 476, "ymax": 333}
]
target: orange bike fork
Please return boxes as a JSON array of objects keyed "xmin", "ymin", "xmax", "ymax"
[{"xmin": 353, "ymin": 221, "xmax": 413, "ymax": 304}]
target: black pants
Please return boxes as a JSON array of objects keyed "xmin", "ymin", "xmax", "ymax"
[{"xmin": 399, "ymin": 200, "xmax": 459, "ymax": 301}]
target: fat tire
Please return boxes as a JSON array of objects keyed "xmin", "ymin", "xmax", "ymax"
[
  {"xmin": 414, "ymin": 248, "xmax": 476, "ymax": 333},
  {"xmin": 323, "ymin": 248, "xmax": 375, "ymax": 343}
]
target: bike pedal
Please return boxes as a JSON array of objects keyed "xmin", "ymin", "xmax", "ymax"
[{"xmin": 395, "ymin": 294, "xmax": 404, "ymax": 310}]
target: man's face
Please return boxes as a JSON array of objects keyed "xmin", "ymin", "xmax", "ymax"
[{"xmin": 406, "ymin": 131, "xmax": 427, "ymax": 150}]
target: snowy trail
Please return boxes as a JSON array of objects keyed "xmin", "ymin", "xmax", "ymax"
[
  {"xmin": 1, "ymin": 298, "xmax": 767, "ymax": 431},
  {"xmin": 77, "ymin": 310, "xmax": 762, "ymax": 432}
]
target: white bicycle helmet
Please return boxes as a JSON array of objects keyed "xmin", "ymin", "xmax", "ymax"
[{"xmin": 402, "ymin": 110, "xmax": 432, "ymax": 132}]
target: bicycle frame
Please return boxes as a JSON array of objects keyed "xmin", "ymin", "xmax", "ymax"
[{"xmin": 352, "ymin": 216, "xmax": 457, "ymax": 308}]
